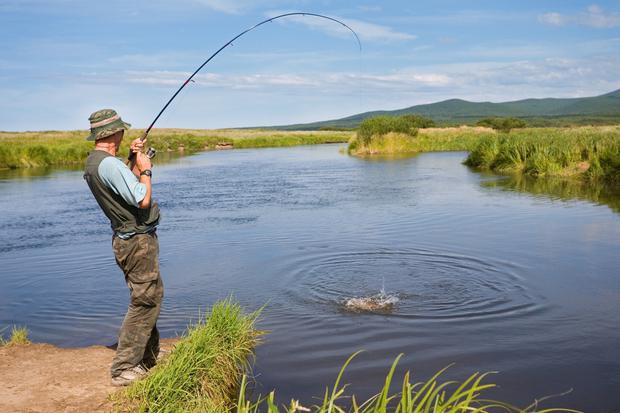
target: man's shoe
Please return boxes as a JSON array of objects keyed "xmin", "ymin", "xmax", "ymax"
[{"xmin": 111, "ymin": 365, "xmax": 149, "ymax": 387}]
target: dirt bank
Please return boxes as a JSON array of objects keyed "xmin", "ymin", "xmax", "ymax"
[{"xmin": 0, "ymin": 339, "xmax": 177, "ymax": 413}]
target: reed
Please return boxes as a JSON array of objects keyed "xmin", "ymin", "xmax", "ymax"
[
  {"xmin": 237, "ymin": 352, "xmax": 580, "ymax": 413},
  {"xmin": 115, "ymin": 298, "xmax": 262, "ymax": 413},
  {"xmin": 0, "ymin": 326, "xmax": 30, "ymax": 346},
  {"xmin": 464, "ymin": 126, "xmax": 620, "ymax": 181},
  {"xmin": 349, "ymin": 126, "xmax": 495, "ymax": 156}
]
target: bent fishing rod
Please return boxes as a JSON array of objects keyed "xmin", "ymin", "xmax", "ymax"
[{"xmin": 129, "ymin": 12, "xmax": 362, "ymax": 163}]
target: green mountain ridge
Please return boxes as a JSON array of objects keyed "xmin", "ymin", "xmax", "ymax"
[{"xmin": 266, "ymin": 89, "xmax": 620, "ymax": 130}]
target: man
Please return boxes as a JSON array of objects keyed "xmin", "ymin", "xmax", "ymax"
[{"xmin": 83, "ymin": 109, "xmax": 163, "ymax": 386}]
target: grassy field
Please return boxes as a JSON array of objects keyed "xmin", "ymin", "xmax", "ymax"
[{"xmin": 0, "ymin": 129, "xmax": 353, "ymax": 169}]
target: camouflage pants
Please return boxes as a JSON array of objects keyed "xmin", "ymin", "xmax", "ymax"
[{"xmin": 110, "ymin": 232, "xmax": 164, "ymax": 377}]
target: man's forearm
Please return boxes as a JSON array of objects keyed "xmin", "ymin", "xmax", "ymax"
[{"xmin": 138, "ymin": 175, "xmax": 152, "ymax": 208}]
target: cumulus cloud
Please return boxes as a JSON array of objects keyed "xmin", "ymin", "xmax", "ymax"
[{"xmin": 539, "ymin": 4, "xmax": 620, "ymax": 28}]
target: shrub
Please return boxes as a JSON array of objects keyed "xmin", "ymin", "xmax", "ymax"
[
  {"xmin": 476, "ymin": 117, "xmax": 527, "ymax": 133},
  {"xmin": 357, "ymin": 116, "xmax": 419, "ymax": 146}
]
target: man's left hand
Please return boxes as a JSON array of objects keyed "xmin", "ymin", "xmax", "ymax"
[{"xmin": 130, "ymin": 138, "xmax": 145, "ymax": 154}]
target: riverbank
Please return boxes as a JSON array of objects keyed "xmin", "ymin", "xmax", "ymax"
[
  {"xmin": 464, "ymin": 126, "xmax": 620, "ymax": 182},
  {"xmin": 0, "ymin": 299, "xmax": 261, "ymax": 413},
  {"xmin": 348, "ymin": 125, "xmax": 620, "ymax": 181},
  {"xmin": 0, "ymin": 129, "xmax": 353, "ymax": 169},
  {"xmin": 0, "ymin": 337, "xmax": 178, "ymax": 412}
]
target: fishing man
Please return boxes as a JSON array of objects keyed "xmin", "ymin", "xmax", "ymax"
[{"xmin": 83, "ymin": 109, "xmax": 163, "ymax": 386}]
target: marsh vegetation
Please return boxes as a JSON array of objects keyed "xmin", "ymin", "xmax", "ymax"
[{"xmin": 0, "ymin": 129, "xmax": 353, "ymax": 169}]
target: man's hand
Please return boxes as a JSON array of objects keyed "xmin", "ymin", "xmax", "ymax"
[
  {"xmin": 135, "ymin": 151, "xmax": 152, "ymax": 173},
  {"xmin": 130, "ymin": 138, "xmax": 145, "ymax": 154}
]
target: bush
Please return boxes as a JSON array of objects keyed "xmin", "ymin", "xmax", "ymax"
[
  {"xmin": 401, "ymin": 114, "xmax": 436, "ymax": 128},
  {"xmin": 476, "ymin": 117, "xmax": 527, "ymax": 133},
  {"xmin": 357, "ymin": 116, "xmax": 419, "ymax": 146}
]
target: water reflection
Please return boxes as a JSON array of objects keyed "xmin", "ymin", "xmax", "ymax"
[
  {"xmin": 0, "ymin": 151, "xmax": 185, "ymax": 181},
  {"xmin": 482, "ymin": 174, "xmax": 620, "ymax": 213}
]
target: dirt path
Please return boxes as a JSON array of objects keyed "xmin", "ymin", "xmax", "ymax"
[{"xmin": 0, "ymin": 339, "xmax": 177, "ymax": 413}]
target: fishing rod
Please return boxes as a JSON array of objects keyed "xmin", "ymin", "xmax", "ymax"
[{"xmin": 129, "ymin": 12, "xmax": 362, "ymax": 163}]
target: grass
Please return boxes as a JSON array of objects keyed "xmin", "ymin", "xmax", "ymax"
[
  {"xmin": 348, "ymin": 126, "xmax": 495, "ymax": 156},
  {"xmin": 114, "ymin": 298, "xmax": 262, "ymax": 413},
  {"xmin": 0, "ymin": 129, "xmax": 353, "ymax": 169},
  {"xmin": 0, "ymin": 326, "xmax": 30, "ymax": 346},
  {"xmin": 464, "ymin": 126, "xmax": 620, "ymax": 182},
  {"xmin": 237, "ymin": 352, "xmax": 580, "ymax": 413}
]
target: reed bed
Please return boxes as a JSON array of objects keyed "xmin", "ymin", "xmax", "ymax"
[
  {"xmin": 348, "ymin": 126, "xmax": 495, "ymax": 156},
  {"xmin": 0, "ymin": 129, "xmax": 353, "ymax": 169},
  {"xmin": 464, "ymin": 126, "xmax": 620, "ymax": 181},
  {"xmin": 237, "ymin": 352, "xmax": 580, "ymax": 413},
  {"xmin": 115, "ymin": 299, "xmax": 262, "ymax": 413}
]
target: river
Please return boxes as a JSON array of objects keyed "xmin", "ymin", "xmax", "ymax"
[{"xmin": 0, "ymin": 144, "xmax": 618, "ymax": 411}]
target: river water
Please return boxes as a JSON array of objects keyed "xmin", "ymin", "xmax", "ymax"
[{"xmin": 1, "ymin": 145, "xmax": 619, "ymax": 411}]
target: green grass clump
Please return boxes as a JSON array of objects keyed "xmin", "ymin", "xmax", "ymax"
[
  {"xmin": 465, "ymin": 126, "xmax": 620, "ymax": 181},
  {"xmin": 237, "ymin": 352, "xmax": 580, "ymax": 413},
  {"xmin": 356, "ymin": 116, "xmax": 420, "ymax": 147},
  {"xmin": 117, "ymin": 299, "xmax": 262, "ymax": 413},
  {"xmin": 0, "ymin": 326, "xmax": 30, "ymax": 346}
]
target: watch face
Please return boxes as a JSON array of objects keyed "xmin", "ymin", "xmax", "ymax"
[{"xmin": 141, "ymin": 170, "xmax": 152, "ymax": 177}]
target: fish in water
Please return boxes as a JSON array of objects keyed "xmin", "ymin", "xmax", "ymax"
[{"xmin": 342, "ymin": 281, "xmax": 399, "ymax": 314}]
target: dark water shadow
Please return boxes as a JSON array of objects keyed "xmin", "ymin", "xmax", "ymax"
[{"xmin": 481, "ymin": 173, "xmax": 620, "ymax": 214}]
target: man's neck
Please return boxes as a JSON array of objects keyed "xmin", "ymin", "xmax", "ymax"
[{"xmin": 94, "ymin": 143, "xmax": 117, "ymax": 156}]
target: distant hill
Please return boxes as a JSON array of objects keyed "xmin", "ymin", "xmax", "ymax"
[{"xmin": 265, "ymin": 89, "xmax": 620, "ymax": 130}]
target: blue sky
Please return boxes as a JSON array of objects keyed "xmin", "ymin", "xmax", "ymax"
[{"xmin": 1, "ymin": 1, "xmax": 619, "ymax": 131}]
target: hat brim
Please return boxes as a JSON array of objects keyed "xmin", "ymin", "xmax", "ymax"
[{"xmin": 86, "ymin": 119, "xmax": 131, "ymax": 141}]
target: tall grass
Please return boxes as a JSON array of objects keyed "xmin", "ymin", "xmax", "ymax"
[
  {"xmin": 0, "ymin": 326, "xmax": 30, "ymax": 346},
  {"xmin": 465, "ymin": 126, "xmax": 620, "ymax": 181},
  {"xmin": 237, "ymin": 352, "xmax": 580, "ymax": 413},
  {"xmin": 116, "ymin": 299, "xmax": 262, "ymax": 413},
  {"xmin": 0, "ymin": 129, "xmax": 353, "ymax": 169},
  {"xmin": 349, "ymin": 126, "xmax": 495, "ymax": 156}
]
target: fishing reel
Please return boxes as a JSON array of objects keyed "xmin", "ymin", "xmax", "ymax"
[{"xmin": 146, "ymin": 147, "xmax": 157, "ymax": 159}]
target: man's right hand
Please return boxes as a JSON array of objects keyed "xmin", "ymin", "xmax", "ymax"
[{"xmin": 135, "ymin": 151, "xmax": 152, "ymax": 173}]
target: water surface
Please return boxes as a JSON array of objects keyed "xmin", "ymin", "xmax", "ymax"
[{"xmin": 0, "ymin": 145, "xmax": 618, "ymax": 412}]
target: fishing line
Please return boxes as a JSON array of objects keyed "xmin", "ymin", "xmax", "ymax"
[{"xmin": 131, "ymin": 12, "xmax": 362, "ymax": 162}]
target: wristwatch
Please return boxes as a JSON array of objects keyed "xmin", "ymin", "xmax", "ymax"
[{"xmin": 140, "ymin": 169, "xmax": 152, "ymax": 177}]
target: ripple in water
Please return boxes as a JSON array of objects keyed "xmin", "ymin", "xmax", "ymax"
[{"xmin": 283, "ymin": 248, "xmax": 547, "ymax": 321}]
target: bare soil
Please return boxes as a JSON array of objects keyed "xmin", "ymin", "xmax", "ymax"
[{"xmin": 0, "ymin": 339, "xmax": 177, "ymax": 413}]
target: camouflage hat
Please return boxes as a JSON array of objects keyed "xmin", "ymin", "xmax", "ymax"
[{"xmin": 86, "ymin": 109, "xmax": 131, "ymax": 141}]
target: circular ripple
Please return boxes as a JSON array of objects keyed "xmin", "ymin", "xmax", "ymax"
[{"xmin": 282, "ymin": 248, "xmax": 547, "ymax": 321}]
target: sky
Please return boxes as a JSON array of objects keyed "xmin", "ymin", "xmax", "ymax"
[{"xmin": 1, "ymin": 0, "xmax": 619, "ymax": 131}]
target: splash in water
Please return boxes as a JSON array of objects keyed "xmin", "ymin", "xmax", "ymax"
[{"xmin": 342, "ymin": 278, "xmax": 399, "ymax": 314}]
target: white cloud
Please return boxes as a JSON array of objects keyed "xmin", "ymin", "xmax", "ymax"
[
  {"xmin": 267, "ymin": 12, "xmax": 416, "ymax": 43},
  {"xmin": 538, "ymin": 12, "xmax": 566, "ymax": 26},
  {"xmin": 539, "ymin": 4, "xmax": 620, "ymax": 28}
]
